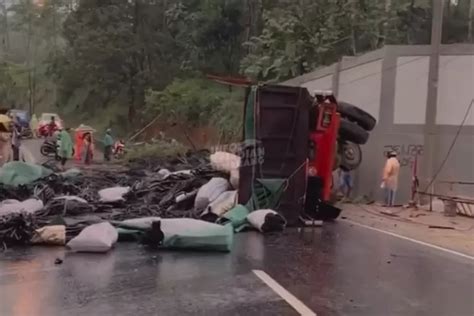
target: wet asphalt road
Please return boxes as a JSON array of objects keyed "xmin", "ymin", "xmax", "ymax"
[{"xmin": 1, "ymin": 221, "xmax": 473, "ymax": 316}]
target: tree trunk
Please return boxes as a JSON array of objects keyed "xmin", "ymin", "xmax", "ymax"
[
  {"xmin": 1, "ymin": 0, "xmax": 9, "ymax": 51},
  {"xmin": 350, "ymin": 0, "xmax": 358, "ymax": 55},
  {"xmin": 469, "ymin": 0, "xmax": 474, "ymax": 43}
]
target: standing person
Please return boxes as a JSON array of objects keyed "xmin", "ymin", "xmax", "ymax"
[
  {"xmin": 82, "ymin": 132, "xmax": 93, "ymax": 165},
  {"xmin": 48, "ymin": 116, "xmax": 57, "ymax": 137},
  {"xmin": 58, "ymin": 128, "xmax": 73, "ymax": 170},
  {"xmin": 103, "ymin": 128, "xmax": 113, "ymax": 161},
  {"xmin": 0, "ymin": 130, "xmax": 10, "ymax": 165},
  {"xmin": 382, "ymin": 151, "xmax": 401, "ymax": 207},
  {"xmin": 338, "ymin": 169, "xmax": 353, "ymax": 201},
  {"xmin": 10, "ymin": 118, "xmax": 21, "ymax": 161}
]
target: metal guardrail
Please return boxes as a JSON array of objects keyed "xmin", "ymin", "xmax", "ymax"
[{"xmin": 416, "ymin": 189, "xmax": 474, "ymax": 218}]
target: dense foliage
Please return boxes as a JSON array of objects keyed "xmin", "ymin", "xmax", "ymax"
[{"xmin": 0, "ymin": 0, "xmax": 472, "ymax": 141}]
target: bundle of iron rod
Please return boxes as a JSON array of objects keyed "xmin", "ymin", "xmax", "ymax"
[{"xmin": 0, "ymin": 150, "xmax": 228, "ymax": 249}]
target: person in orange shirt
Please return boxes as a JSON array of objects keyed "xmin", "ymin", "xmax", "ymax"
[{"xmin": 382, "ymin": 151, "xmax": 400, "ymax": 207}]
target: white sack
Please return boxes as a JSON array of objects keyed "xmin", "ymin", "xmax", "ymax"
[
  {"xmin": 194, "ymin": 177, "xmax": 229, "ymax": 210},
  {"xmin": 247, "ymin": 209, "xmax": 287, "ymax": 233},
  {"xmin": 67, "ymin": 222, "xmax": 118, "ymax": 253},
  {"xmin": 98, "ymin": 186, "xmax": 130, "ymax": 203},
  {"xmin": 230, "ymin": 168, "xmax": 239, "ymax": 189},
  {"xmin": 0, "ymin": 198, "xmax": 44, "ymax": 216},
  {"xmin": 201, "ymin": 190, "xmax": 237, "ymax": 218},
  {"xmin": 210, "ymin": 152, "xmax": 240, "ymax": 172},
  {"xmin": 211, "ymin": 152, "xmax": 240, "ymax": 189},
  {"xmin": 158, "ymin": 169, "xmax": 171, "ymax": 178}
]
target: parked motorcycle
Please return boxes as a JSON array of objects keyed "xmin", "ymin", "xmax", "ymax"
[
  {"xmin": 40, "ymin": 139, "xmax": 74, "ymax": 161},
  {"xmin": 40, "ymin": 139, "xmax": 58, "ymax": 158}
]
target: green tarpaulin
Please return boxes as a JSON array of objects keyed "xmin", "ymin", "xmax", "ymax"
[
  {"xmin": 0, "ymin": 162, "xmax": 52, "ymax": 186},
  {"xmin": 117, "ymin": 218, "xmax": 234, "ymax": 252},
  {"xmin": 245, "ymin": 178, "xmax": 286, "ymax": 211},
  {"xmin": 220, "ymin": 204, "xmax": 250, "ymax": 232}
]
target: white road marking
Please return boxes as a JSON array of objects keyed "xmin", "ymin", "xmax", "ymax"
[
  {"xmin": 252, "ymin": 269, "xmax": 316, "ymax": 316},
  {"xmin": 342, "ymin": 219, "xmax": 474, "ymax": 261}
]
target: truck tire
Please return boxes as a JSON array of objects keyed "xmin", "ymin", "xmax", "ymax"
[
  {"xmin": 338, "ymin": 102, "xmax": 376, "ymax": 131},
  {"xmin": 339, "ymin": 141, "xmax": 362, "ymax": 171},
  {"xmin": 339, "ymin": 118, "xmax": 369, "ymax": 145}
]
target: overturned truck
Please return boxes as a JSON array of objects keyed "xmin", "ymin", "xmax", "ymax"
[{"xmin": 236, "ymin": 84, "xmax": 375, "ymax": 225}]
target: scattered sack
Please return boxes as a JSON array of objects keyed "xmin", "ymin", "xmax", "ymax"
[
  {"xmin": 210, "ymin": 152, "xmax": 240, "ymax": 189},
  {"xmin": 219, "ymin": 204, "xmax": 250, "ymax": 232},
  {"xmin": 230, "ymin": 169, "xmax": 239, "ymax": 189},
  {"xmin": 160, "ymin": 218, "xmax": 233, "ymax": 252},
  {"xmin": 0, "ymin": 198, "xmax": 44, "ymax": 216},
  {"xmin": 31, "ymin": 225, "xmax": 66, "ymax": 245},
  {"xmin": 210, "ymin": 152, "xmax": 240, "ymax": 172},
  {"xmin": 247, "ymin": 209, "xmax": 286, "ymax": 233},
  {"xmin": 194, "ymin": 177, "xmax": 230, "ymax": 210},
  {"xmin": 201, "ymin": 190, "xmax": 238, "ymax": 222},
  {"xmin": 157, "ymin": 169, "xmax": 171, "ymax": 179},
  {"xmin": 67, "ymin": 222, "xmax": 118, "ymax": 253},
  {"xmin": 98, "ymin": 186, "xmax": 130, "ymax": 203}
]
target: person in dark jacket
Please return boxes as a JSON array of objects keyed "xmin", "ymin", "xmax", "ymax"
[
  {"xmin": 10, "ymin": 117, "xmax": 21, "ymax": 161},
  {"xmin": 103, "ymin": 129, "xmax": 113, "ymax": 162}
]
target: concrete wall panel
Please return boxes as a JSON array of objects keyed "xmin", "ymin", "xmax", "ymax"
[
  {"xmin": 301, "ymin": 75, "xmax": 333, "ymax": 94},
  {"xmin": 437, "ymin": 56, "xmax": 474, "ymax": 126},
  {"xmin": 394, "ymin": 57, "xmax": 429, "ymax": 124},
  {"xmin": 338, "ymin": 60, "xmax": 382, "ymax": 121}
]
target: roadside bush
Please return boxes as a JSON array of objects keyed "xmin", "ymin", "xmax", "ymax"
[
  {"xmin": 124, "ymin": 140, "xmax": 188, "ymax": 161},
  {"xmin": 145, "ymin": 78, "xmax": 244, "ymax": 143}
]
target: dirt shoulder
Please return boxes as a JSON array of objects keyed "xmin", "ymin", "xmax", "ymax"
[{"xmin": 340, "ymin": 203, "xmax": 474, "ymax": 256}]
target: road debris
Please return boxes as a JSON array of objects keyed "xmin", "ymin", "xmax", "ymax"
[
  {"xmin": 428, "ymin": 225, "xmax": 456, "ymax": 230},
  {"xmin": 0, "ymin": 150, "xmax": 287, "ymax": 251}
]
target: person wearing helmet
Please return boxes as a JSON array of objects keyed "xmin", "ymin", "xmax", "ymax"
[
  {"xmin": 382, "ymin": 151, "xmax": 400, "ymax": 207},
  {"xmin": 103, "ymin": 128, "xmax": 114, "ymax": 161}
]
